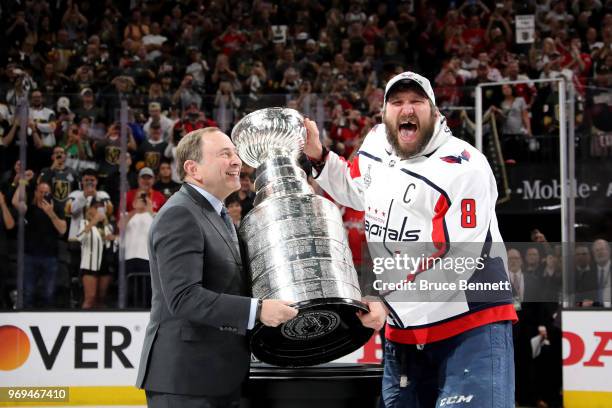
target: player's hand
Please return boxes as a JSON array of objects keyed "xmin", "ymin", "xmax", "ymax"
[
  {"xmin": 357, "ymin": 300, "xmax": 388, "ymax": 331},
  {"xmin": 303, "ymin": 118, "xmax": 323, "ymax": 160},
  {"xmin": 259, "ymin": 299, "xmax": 298, "ymax": 327}
]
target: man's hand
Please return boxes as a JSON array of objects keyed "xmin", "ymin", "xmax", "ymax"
[
  {"xmin": 259, "ymin": 299, "xmax": 298, "ymax": 327},
  {"xmin": 357, "ymin": 300, "xmax": 388, "ymax": 331},
  {"xmin": 303, "ymin": 118, "xmax": 323, "ymax": 160},
  {"xmin": 39, "ymin": 198, "xmax": 55, "ymax": 217}
]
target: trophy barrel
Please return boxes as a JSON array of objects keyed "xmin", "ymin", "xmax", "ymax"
[{"xmin": 233, "ymin": 108, "xmax": 373, "ymax": 367}]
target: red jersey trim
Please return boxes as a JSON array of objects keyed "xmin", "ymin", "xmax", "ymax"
[
  {"xmin": 385, "ymin": 304, "xmax": 518, "ymax": 344},
  {"xmin": 338, "ymin": 154, "xmax": 361, "ymax": 179}
]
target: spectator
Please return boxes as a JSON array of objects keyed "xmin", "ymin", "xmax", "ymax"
[
  {"xmin": 137, "ymin": 122, "xmax": 168, "ymax": 173},
  {"xmin": 477, "ymin": 52, "xmax": 503, "ymax": 81},
  {"xmin": 12, "ymin": 180, "xmax": 66, "ymax": 308},
  {"xmin": 503, "ymin": 60, "xmax": 537, "ymax": 107},
  {"xmin": 61, "ymin": 121, "xmax": 94, "ymax": 172},
  {"xmin": 185, "ymin": 49, "xmax": 209, "ymax": 90},
  {"xmin": 103, "ymin": 76, "xmax": 137, "ymax": 123},
  {"xmin": 54, "ymin": 96, "xmax": 74, "ymax": 140},
  {"xmin": 237, "ymin": 171, "xmax": 255, "ymax": 218},
  {"xmin": 153, "ymin": 161, "xmax": 180, "ymax": 200},
  {"xmin": 38, "ymin": 146, "xmax": 79, "ymax": 204},
  {"xmin": 73, "ymin": 88, "xmax": 104, "ymax": 125},
  {"xmin": 122, "ymin": 179, "xmax": 156, "ymax": 308},
  {"xmin": 0, "ymin": 191, "xmax": 16, "ymax": 308},
  {"xmin": 145, "ymin": 82, "xmax": 172, "ymax": 113},
  {"xmin": 172, "ymin": 74, "xmax": 202, "ymax": 110},
  {"xmin": 508, "ymin": 248, "xmax": 527, "ymax": 303},
  {"xmin": 585, "ymin": 26, "xmax": 604, "ymax": 53},
  {"xmin": 65, "ymin": 168, "xmax": 113, "ymax": 277},
  {"xmin": 29, "ymin": 90, "xmax": 56, "ymax": 152},
  {"xmin": 224, "ymin": 192, "xmax": 243, "ymax": 228},
  {"xmin": 61, "ymin": 3, "xmax": 88, "ymax": 40},
  {"xmin": 524, "ymin": 246, "xmax": 543, "ymax": 275},
  {"xmin": 123, "ymin": 8, "xmax": 150, "ymax": 53},
  {"xmin": 7, "ymin": 10, "xmax": 32, "ymax": 50},
  {"xmin": 71, "ymin": 65, "xmax": 96, "ymax": 93},
  {"xmin": 126, "ymin": 167, "xmax": 166, "ymax": 214},
  {"xmin": 94, "ymin": 122, "xmax": 137, "ymax": 199},
  {"xmin": 37, "ymin": 63, "xmax": 68, "ymax": 102},
  {"xmin": 142, "ymin": 102, "xmax": 175, "ymax": 142},
  {"xmin": 76, "ymin": 199, "xmax": 115, "ymax": 309},
  {"xmin": 493, "ymin": 84, "xmax": 533, "ymax": 159},
  {"xmin": 245, "ymin": 60, "xmax": 268, "ymax": 102},
  {"xmin": 172, "ymin": 103, "xmax": 217, "ymax": 138},
  {"xmin": 530, "ymin": 37, "xmax": 559, "ymax": 72},
  {"xmin": 0, "ymin": 116, "xmax": 33, "ymax": 174},
  {"xmin": 211, "ymin": 53, "xmax": 241, "ymax": 92},
  {"xmin": 541, "ymin": 251, "xmax": 562, "ymax": 300},
  {"xmin": 213, "ymin": 81, "xmax": 241, "ymax": 133},
  {"xmin": 575, "ymin": 244, "xmax": 598, "ymax": 307},
  {"xmin": 462, "ymin": 15, "xmax": 486, "ymax": 53},
  {"xmin": 141, "ymin": 22, "xmax": 167, "ymax": 61},
  {"xmin": 443, "ymin": 21, "xmax": 465, "ymax": 56},
  {"xmin": 592, "ymin": 239, "xmax": 611, "ymax": 307},
  {"xmin": 48, "ymin": 29, "xmax": 75, "ymax": 74},
  {"xmin": 459, "ymin": 44, "xmax": 479, "ymax": 73}
]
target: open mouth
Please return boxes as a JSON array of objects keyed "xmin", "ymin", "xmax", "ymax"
[
  {"xmin": 398, "ymin": 120, "xmax": 418, "ymax": 142},
  {"xmin": 226, "ymin": 171, "xmax": 239, "ymax": 178}
]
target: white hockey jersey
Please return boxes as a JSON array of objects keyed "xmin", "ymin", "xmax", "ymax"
[{"xmin": 316, "ymin": 115, "xmax": 517, "ymax": 344}]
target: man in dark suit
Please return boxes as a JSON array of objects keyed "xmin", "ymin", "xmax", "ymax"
[
  {"xmin": 136, "ymin": 127, "xmax": 298, "ymax": 407},
  {"xmin": 574, "ymin": 244, "xmax": 598, "ymax": 306}
]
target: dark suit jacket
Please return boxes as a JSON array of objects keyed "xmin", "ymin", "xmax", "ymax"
[
  {"xmin": 136, "ymin": 184, "xmax": 252, "ymax": 397},
  {"xmin": 575, "ymin": 266, "xmax": 599, "ymax": 305}
]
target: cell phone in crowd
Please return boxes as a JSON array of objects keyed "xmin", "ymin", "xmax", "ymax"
[
  {"xmin": 97, "ymin": 206, "xmax": 106, "ymax": 217},
  {"xmin": 43, "ymin": 192, "xmax": 53, "ymax": 203}
]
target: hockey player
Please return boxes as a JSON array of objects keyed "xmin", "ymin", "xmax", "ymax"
[{"xmin": 304, "ymin": 71, "xmax": 517, "ymax": 407}]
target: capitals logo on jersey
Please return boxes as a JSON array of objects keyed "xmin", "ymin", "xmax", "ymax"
[{"xmin": 440, "ymin": 149, "xmax": 471, "ymax": 164}]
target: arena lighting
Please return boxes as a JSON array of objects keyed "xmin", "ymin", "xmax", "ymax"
[{"xmin": 476, "ymin": 77, "xmax": 575, "ymax": 306}]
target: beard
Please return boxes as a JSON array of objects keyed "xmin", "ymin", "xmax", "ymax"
[{"xmin": 384, "ymin": 111, "xmax": 437, "ymax": 160}]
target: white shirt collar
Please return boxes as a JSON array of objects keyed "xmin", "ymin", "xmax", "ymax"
[{"xmin": 188, "ymin": 183, "xmax": 223, "ymax": 216}]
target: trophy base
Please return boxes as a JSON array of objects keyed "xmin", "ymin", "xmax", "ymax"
[{"xmin": 250, "ymin": 298, "xmax": 374, "ymax": 367}]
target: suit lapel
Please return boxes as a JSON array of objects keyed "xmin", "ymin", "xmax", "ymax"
[{"xmin": 181, "ymin": 184, "xmax": 242, "ymax": 264}]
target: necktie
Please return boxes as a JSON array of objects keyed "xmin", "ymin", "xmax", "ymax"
[
  {"xmin": 220, "ymin": 207, "xmax": 240, "ymax": 251},
  {"xmin": 511, "ymin": 272, "xmax": 522, "ymax": 302},
  {"xmin": 599, "ymin": 267, "xmax": 607, "ymax": 305}
]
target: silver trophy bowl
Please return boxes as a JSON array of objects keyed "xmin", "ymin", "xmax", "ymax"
[{"xmin": 232, "ymin": 108, "xmax": 373, "ymax": 367}]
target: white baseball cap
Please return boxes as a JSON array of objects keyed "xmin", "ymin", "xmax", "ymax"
[
  {"xmin": 384, "ymin": 71, "xmax": 436, "ymax": 106},
  {"xmin": 139, "ymin": 167, "xmax": 154, "ymax": 178}
]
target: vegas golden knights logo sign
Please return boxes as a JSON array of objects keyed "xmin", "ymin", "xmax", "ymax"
[
  {"xmin": 54, "ymin": 180, "xmax": 70, "ymax": 201},
  {"xmin": 105, "ymin": 146, "xmax": 121, "ymax": 165},
  {"xmin": 145, "ymin": 152, "xmax": 161, "ymax": 170}
]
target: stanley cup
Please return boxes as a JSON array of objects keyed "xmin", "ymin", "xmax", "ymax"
[{"xmin": 232, "ymin": 108, "xmax": 373, "ymax": 367}]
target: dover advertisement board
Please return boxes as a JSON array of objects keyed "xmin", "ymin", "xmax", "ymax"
[
  {"xmin": 563, "ymin": 310, "xmax": 612, "ymax": 408},
  {"xmin": 0, "ymin": 312, "xmax": 381, "ymax": 406}
]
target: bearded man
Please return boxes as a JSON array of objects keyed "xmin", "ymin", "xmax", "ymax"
[{"xmin": 304, "ymin": 72, "xmax": 517, "ymax": 407}]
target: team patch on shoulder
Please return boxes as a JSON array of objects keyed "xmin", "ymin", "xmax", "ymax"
[{"xmin": 440, "ymin": 149, "xmax": 471, "ymax": 164}]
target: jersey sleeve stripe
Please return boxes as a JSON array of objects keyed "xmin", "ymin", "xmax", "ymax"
[
  {"xmin": 337, "ymin": 154, "xmax": 362, "ymax": 179},
  {"xmin": 358, "ymin": 150, "xmax": 383, "ymax": 162}
]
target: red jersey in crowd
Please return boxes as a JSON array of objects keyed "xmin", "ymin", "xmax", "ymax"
[{"xmin": 126, "ymin": 189, "xmax": 167, "ymax": 213}]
